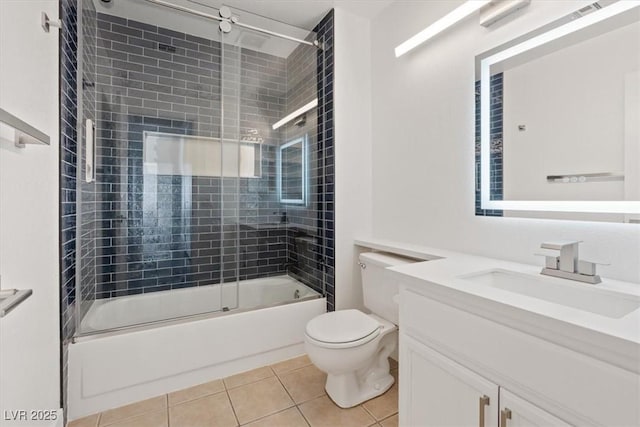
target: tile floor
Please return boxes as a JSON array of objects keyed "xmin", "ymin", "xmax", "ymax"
[{"xmin": 68, "ymin": 355, "xmax": 399, "ymax": 427}]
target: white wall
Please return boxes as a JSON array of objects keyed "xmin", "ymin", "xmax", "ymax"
[
  {"xmin": 0, "ymin": 1, "xmax": 61, "ymax": 425},
  {"xmin": 370, "ymin": 0, "xmax": 640, "ymax": 283},
  {"xmin": 334, "ymin": 7, "xmax": 373, "ymax": 309}
]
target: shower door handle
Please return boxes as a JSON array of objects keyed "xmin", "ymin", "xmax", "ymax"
[{"xmin": 85, "ymin": 119, "xmax": 96, "ymax": 183}]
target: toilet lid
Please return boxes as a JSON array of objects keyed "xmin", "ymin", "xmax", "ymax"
[{"xmin": 306, "ymin": 309, "xmax": 381, "ymax": 344}]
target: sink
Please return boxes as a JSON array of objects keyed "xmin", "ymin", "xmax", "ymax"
[{"xmin": 461, "ymin": 269, "xmax": 640, "ymax": 319}]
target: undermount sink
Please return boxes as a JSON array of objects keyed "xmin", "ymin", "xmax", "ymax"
[{"xmin": 461, "ymin": 269, "xmax": 640, "ymax": 319}]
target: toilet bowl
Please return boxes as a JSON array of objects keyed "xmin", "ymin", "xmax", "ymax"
[{"xmin": 304, "ymin": 252, "xmax": 415, "ymax": 408}]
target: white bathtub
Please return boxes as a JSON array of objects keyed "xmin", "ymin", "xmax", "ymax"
[
  {"xmin": 79, "ymin": 275, "xmax": 320, "ymax": 333},
  {"xmin": 68, "ymin": 275, "xmax": 325, "ymax": 421}
]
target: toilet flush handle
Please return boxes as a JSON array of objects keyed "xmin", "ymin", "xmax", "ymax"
[{"xmin": 358, "ymin": 262, "xmax": 366, "ymax": 269}]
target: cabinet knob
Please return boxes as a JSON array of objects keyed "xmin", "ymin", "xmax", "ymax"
[
  {"xmin": 500, "ymin": 408, "xmax": 512, "ymax": 427},
  {"xmin": 478, "ymin": 395, "xmax": 490, "ymax": 427}
]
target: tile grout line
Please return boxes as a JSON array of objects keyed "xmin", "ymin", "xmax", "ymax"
[
  {"xmin": 225, "ymin": 389, "xmax": 241, "ymax": 427},
  {"xmin": 294, "ymin": 403, "xmax": 313, "ymax": 427},
  {"xmin": 237, "ymin": 406, "xmax": 304, "ymax": 427},
  {"xmin": 272, "ymin": 360, "xmax": 314, "ymax": 427},
  {"xmin": 96, "ymin": 395, "xmax": 166, "ymax": 427},
  {"xmin": 240, "ymin": 367, "xmax": 299, "ymax": 423},
  {"xmin": 166, "ymin": 381, "xmax": 227, "ymax": 407},
  {"xmin": 165, "ymin": 394, "xmax": 169, "ymax": 427},
  {"xmin": 378, "ymin": 412, "xmax": 399, "ymax": 426},
  {"xmin": 271, "ymin": 368, "xmax": 313, "ymax": 427},
  {"xmin": 360, "ymin": 403, "xmax": 376, "ymax": 420},
  {"xmin": 272, "ymin": 366, "xmax": 298, "ymax": 406},
  {"xmin": 224, "ymin": 367, "xmax": 276, "ymax": 391}
]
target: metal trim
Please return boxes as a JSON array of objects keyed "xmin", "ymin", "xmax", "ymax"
[
  {"xmin": 546, "ymin": 172, "xmax": 625, "ymax": 183},
  {"xmin": 0, "ymin": 289, "xmax": 33, "ymax": 318},
  {"xmin": 0, "ymin": 108, "xmax": 50, "ymax": 147},
  {"xmin": 143, "ymin": 0, "xmax": 318, "ymax": 47}
]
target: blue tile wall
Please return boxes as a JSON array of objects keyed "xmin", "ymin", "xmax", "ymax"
[
  {"xmin": 475, "ymin": 73, "xmax": 503, "ymax": 217},
  {"xmin": 89, "ymin": 12, "xmax": 334, "ymax": 305},
  {"xmin": 93, "ymin": 14, "xmax": 294, "ymax": 298},
  {"xmin": 314, "ymin": 10, "xmax": 335, "ymax": 311},
  {"xmin": 278, "ymin": 30, "xmax": 324, "ymax": 301}
]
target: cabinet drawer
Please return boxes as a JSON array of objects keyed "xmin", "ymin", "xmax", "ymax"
[{"xmin": 401, "ymin": 288, "xmax": 640, "ymax": 426}]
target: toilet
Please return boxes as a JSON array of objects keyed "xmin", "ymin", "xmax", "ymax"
[{"xmin": 304, "ymin": 252, "xmax": 415, "ymax": 408}]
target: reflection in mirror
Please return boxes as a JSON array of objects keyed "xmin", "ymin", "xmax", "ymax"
[
  {"xmin": 476, "ymin": 1, "xmax": 640, "ymax": 222},
  {"xmin": 278, "ymin": 136, "xmax": 307, "ymax": 204}
]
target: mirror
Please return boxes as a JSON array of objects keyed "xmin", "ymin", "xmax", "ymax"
[
  {"xmin": 476, "ymin": 1, "xmax": 640, "ymax": 222},
  {"xmin": 278, "ymin": 136, "xmax": 307, "ymax": 204}
]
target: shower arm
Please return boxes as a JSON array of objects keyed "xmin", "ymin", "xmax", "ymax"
[{"xmin": 143, "ymin": 0, "xmax": 320, "ymax": 48}]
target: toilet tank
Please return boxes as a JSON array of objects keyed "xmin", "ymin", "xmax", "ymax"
[{"xmin": 359, "ymin": 252, "xmax": 417, "ymax": 324}]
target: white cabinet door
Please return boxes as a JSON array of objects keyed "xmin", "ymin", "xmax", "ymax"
[
  {"xmin": 499, "ymin": 389, "xmax": 572, "ymax": 427},
  {"xmin": 400, "ymin": 334, "xmax": 499, "ymax": 427}
]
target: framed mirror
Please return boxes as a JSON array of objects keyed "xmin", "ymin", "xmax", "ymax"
[
  {"xmin": 278, "ymin": 136, "xmax": 307, "ymax": 204},
  {"xmin": 476, "ymin": 0, "xmax": 640, "ymax": 222}
]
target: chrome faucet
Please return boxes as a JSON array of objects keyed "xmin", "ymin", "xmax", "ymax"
[{"xmin": 538, "ymin": 241, "xmax": 601, "ymax": 284}]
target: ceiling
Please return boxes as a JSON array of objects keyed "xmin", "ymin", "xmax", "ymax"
[{"xmin": 190, "ymin": 0, "xmax": 394, "ymax": 30}]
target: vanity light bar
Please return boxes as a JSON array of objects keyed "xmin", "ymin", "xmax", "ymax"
[
  {"xmin": 394, "ymin": 0, "xmax": 491, "ymax": 57},
  {"xmin": 272, "ymin": 99, "xmax": 318, "ymax": 130}
]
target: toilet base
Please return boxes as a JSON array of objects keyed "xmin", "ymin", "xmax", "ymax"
[
  {"xmin": 323, "ymin": 327, "xmax": 397, "ymax": 408},
  {"xmin": 325, "ymin": 371, "xmax": 394, "ymax": 408}
]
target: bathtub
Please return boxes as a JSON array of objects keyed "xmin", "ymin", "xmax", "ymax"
[
  {"xmin": 79, "ymin": 275, "xmax": 321, "ymax": 334},
  {"xmin": 67, "ymin": 275, "xmax": 325, "ymax": 420}
]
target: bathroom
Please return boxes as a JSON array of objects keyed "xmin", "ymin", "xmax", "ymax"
[{"xmin": 0, "ymin": 0, "xmax": 638, "ymax": 426}]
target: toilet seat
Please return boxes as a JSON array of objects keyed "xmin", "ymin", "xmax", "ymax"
[{"xmin": 305, "ymin": 309, "xmax": 382, "ymax": 349}]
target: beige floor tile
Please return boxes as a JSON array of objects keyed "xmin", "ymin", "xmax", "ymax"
[
  {"xmin": 99, "ymin": 396, "xmax": 166, "ymax": 426},
  {"xmin": 224, "ymin": 366, "xmax": 274, "ymax": 389},
  {"xmin": 380, "ymin": 414, "xmax": 398, "ymax": 427},
  {"xmin": 298, "ymin": 396, "xmax": 376, "ymax": 427},
  {"xmin": 168, "ymin": 379, "xmax": 225, "ymax": 406},
  {"xmin": 362, "ymin": 380, "xmax": 398, "ymax": 421},
  {"xmin": 244, "ymin": 407, "xmax": 308, "ymax": 427},
  {"xmin": 271, "ymin": 355, "xmax": 312, "ymax": 376},
  {"xmin": 101, "ymin": 409, "xmax": 167, "ymax": 427},
  {"xmin": 67, "ymin": 413, "xmax": 99, "ymax": 427},
  {"xmin": 278, "ymin": 364, "xmax": 327, "ymax": 404},
  {"xmin": 227, "ymin": 376, "xmax": 294, "ymax": 424},
  {"xmin": 169, "ymin": 392, "xmax": 237, "ymax": 427}
]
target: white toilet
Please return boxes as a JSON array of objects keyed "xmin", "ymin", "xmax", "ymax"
[{"xmin": 304, "ymin": 252, "xmax": 414, "ymax": 408}]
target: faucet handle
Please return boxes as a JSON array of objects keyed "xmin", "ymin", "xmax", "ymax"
[
  {"xmin": 534, "ymin": 252, "xmax": 559, "ymax": 269},
  {"xmin": 540, "ymin": 240, "xmax": 582, "ymax": 250},
  {"xmin": 577, "ymin": 260, "xmax": 610, "ymax": 276}
]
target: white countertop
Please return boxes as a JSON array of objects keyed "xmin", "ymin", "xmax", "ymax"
[{"xmin": 355, "ymin": 237, "xmax": 640, "ymax": 373}]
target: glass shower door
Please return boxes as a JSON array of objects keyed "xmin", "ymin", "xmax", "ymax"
[{"xmin": 75, "ymin": 1, "xmax": 237, "ymax": 335}]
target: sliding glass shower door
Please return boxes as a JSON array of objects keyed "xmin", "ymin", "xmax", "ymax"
[
  {"xmin": 74, "ymin": 0, "xmax": 235, "ymax": 334},
  {"xmin": 73, "ymin": 0, "xmax": 320, "ymax": 336}
]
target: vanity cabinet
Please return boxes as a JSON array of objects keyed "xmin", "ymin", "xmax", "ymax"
[
  {"xmin": 400, "ymin": 334, "xmax": 499, "ymax": 427},
  {"xmin": 400, "ymin": 335, "xmax": 569, "ymax": 427},
  {"xmin": 398, "ymin": 287, "xmax": 640, "ymax": 427}
]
